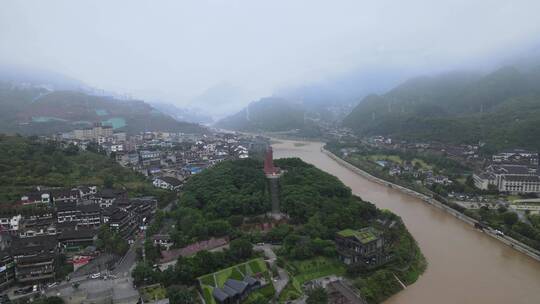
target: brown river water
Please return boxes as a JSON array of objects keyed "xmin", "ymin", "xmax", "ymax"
[{"xmin": 272, "ymin": 140, "xmax": 540, "ymax": 304}]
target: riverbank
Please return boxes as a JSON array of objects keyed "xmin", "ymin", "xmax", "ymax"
[{"xmin": 321, "ymin": 147, "xmax": 540, "ymax": 263}]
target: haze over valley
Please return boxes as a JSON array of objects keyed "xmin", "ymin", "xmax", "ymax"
[{"xmin": 2, "ymin": 2, "xmax": 540, "ymax": 304}]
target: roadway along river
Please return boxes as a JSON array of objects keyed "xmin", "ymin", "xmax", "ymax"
[{"xmin": 272, "ymin": 139, "xmax": 540, "ymax": 304}]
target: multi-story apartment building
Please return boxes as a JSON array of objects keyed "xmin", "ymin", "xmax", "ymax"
[
  {"xmin": 0, "ymin": 215, "xmax": 22, "ymax": 233},
  {"xmin": 73, "ymin": 123, "xmax": 113, "ymax": 141},
  {"xmin": 103, "ymin": 208, "xmax": 137, "ymax": 238},
  {"xmin": 56, "ymin": 202, "xmax": 80, "ymax": 224},
  {"xmin": 12, "ymin": 235, "xmax": 57, "ymax": 283},
  {"xmin": 77, "ymin": 204, "xmax": 102, "ymax": 228},
  {"xmin": 0, "ymin": 234, "xmax": 15, "ymax": 291},
  {"xmin": 19, "ymin": 213, "xmax": 57, "ymax": 238}
]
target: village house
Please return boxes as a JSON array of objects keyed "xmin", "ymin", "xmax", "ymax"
[
  {"xmin": 492, "ymin": 149, "xmax": 538, "ymax": 165},
  {"xmin": 212, "ymin": 277, "xmax": 262, "ymax": 304},
  {"xmin": 20, "ymin": 191, "xmax": 51, "ymax": 205}
]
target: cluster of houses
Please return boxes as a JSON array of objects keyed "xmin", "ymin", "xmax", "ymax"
[
  {"xmin": 0, "ymin": 185, "xmax": 157, "ymax": 291},
  {"xmin": 474, "ymin": 149, "xmax": 540, "ymax": 194},
  {"xmin": 366, "ymin": 135, "xmax": 482, "ymax": 165},
  {"xmin": 358, "ymin": 137, "xmax": 540, "ymax": 196},
  {"xmin": 373, "ymin": 159, "xmax": 452, "ymax": 187},
  {"xmin": 57, "ymin": 128, "xmax": 268, "ymax": 192}
]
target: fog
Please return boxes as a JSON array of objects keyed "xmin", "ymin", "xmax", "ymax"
[{"xmin": 1, "ymin": 0, "xmax": 540, "ymax": 117}]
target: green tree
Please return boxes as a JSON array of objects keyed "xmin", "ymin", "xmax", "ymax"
[
  {"xmin": 307, "ymin": 287, "xmax": 328, "ymax": 304},
  {"xmin": 167, "ymin": 285, "xmax": 195, "ymax": 304},
  {"xmin": 103, "ymin": 175, "xmax": 114, "ymax": 189},
  {"xmin": 144, "ymin": 239, "xmax": 162, "ymax": 264},
  {"xmin": 229, "ymin": 238, "xmax": 253, "ymax": 261},
  {"xmin": 502, "ymin": 212, "xmax": 519, "ymax": 226}
]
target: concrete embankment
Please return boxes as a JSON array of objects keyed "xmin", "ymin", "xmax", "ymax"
[{"xmin": 321, "ymin": 147, "xmax": 540, "ymax": 263}]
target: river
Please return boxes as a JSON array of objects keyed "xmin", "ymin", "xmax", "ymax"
[{"xmin": 272, "ymin": 140, "xmax": 540, "ymax": 304}]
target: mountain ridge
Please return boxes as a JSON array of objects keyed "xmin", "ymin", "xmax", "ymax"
[
  {"xmin": 0, "ymin": 82, "xmax": 206, "ymax": 135},
  {"xmin": 343, "ymin": 65, "xmax": 540, "ymax": 151}
]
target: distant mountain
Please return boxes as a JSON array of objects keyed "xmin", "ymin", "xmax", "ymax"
[
  {"xmin": 0, "ymin": 82, "xmax": 206, "ymax": 135},
  {"xmin": 0, "ymin": 64, "xmax": 88, "ymax": 91},
  {"xmin": 277, "ymin": 66, "xmax": 411, "ymax": 107},
  {"xmin": 215, "ymin": 97, "xmax": 306, "ymax": 132},
  {"xmin": 343, "ymin": 66, "xmax": 540, "ymax": 151},
  {"xmin": 150, "ymin": 102, "xmax": 213, "ymax": 125},
  {"xmin": 190, "ymin": 83, "xmax": 250, "ymax": 119}
]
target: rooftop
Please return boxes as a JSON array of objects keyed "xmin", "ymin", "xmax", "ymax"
[{"xmin": 337, "ymin": 228, "xmax": 379, "ymax": 244}]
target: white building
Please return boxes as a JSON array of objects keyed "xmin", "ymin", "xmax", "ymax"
[
  {"xmin": 474, "ymin": 164, "xmax": 540, "ymax": 194},
  {"xmin": 153, "ymin": 176, "xmax": 182, "ymax": 191},
  {"xmin": 0, "ymin": 215, "xmax": 22, "ymax": 232}
]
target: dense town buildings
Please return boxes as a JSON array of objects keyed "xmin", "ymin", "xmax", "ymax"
[
  {"xmin": 0, "ymin": 129, "xmax": 267, "ymax": 293},
  {"xmin": 60, "ymin": 127, "xmax": 268, "ymax": 192},
  {"xmin": 0, "ymin": 184, "xmax": 158, "ymax": 291}
]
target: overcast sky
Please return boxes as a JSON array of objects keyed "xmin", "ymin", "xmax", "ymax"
[{"xmin": 1, "ymin": 0, "xmax": 540, "ymax": 115}]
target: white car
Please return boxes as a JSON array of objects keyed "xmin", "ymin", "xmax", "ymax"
[{"xmin": 90, "ymin": 273, "xmax": 101, "ymax": 279}]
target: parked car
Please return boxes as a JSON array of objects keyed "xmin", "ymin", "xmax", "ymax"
[
  {"xmin": 90, "ymin": 272, "xmax": 101, "ymax": 279},
  {"xmin": 14, "ymin": 286, "xmax": 33, "ymax": 295}
]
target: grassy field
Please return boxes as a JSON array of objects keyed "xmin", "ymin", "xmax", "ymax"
[
  {"xmin": 367, "ymin": 154, "xmax": 403, "ymax": 164},
  {"xmin": 278, "ymin": 281, "xmax": 302, "ymax": 303},
  {"xmin": 411, "ymin": 158, "xmax": 432, "ymax": 170},
  {"xmin": 288, "ymin": 256, "xmax": 346, "ymax": 286},
  {"xmin": 198, "ymin": 258, "xmax": 272, "ymax": 304},
  {"xmin": 365, "ymin": 154, "xmax": 433, "ymax": 170},
  {"xmin": 277, "ymin": 256, "xmax": 346, "ymax": 303},
  {"xmin": 139, "ymin": 284, "xmax": 167, "ymax": 302}
]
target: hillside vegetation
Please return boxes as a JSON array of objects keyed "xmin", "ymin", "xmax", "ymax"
[
  {"xmin": 0, "ymin": 82, "xmax": 205, "ymax": 135},
  {"xmin": 343, "ymin": 66, "xmax": 540, "ymax": 151},
  {"xmin": 0, "ymin": 135, "xmax": 171, "ymax": 206},
  {"xmin": 139, "ymin": 157, "xmax": 425, "ymax": 304}
]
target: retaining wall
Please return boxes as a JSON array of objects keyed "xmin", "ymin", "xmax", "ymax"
[{"xmin": 321, "ymin": 147, "xmax": 540, "ymax": 262}]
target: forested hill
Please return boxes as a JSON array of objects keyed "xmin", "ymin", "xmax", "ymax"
[
  {"xmin": 0, "ymin": 82, "xmax": 206, "ymax": 135},
  {"xmin": 0, "ymin": 135, "xmax": 170, "ymax": 206},
  {"xmin": 343, "ymin": 66, "xmax": 540, "ymax": 151},
  {"xmin": 147, "ymin": 157, "xmax": 424, "ymax": 303}
]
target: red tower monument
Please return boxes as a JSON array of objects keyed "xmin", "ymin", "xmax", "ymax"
[{"xmin": 264, "ymin": 146, "xmax": 280, "ymax": 175}]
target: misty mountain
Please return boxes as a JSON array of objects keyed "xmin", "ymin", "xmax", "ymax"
[
  {"xmin": 189, "ymin": 83, "xmax": 250, "ymax": 119},
  {"xmin": 0, "ymin": 82, "xmax": 205, "ymax": 135},
  {"xmin": 150, "ymin": 102, "xmax": 213, "ymax": 124},
  {"xmin": 277, "ymin": 66, "xmax": 411, "ymax": 107},
  {"xmin": 0, "ymin": 64, "xmax": 88, "ymax": 91},
  {"xmin": 215, "ymin": 97, "xmax": 306, "ymax": 132},
  {"xmin": 343, "ymin": 66, "xmax": 540, "ymax": 150}
]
